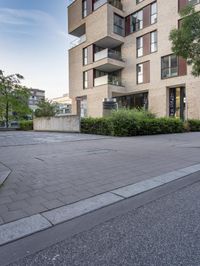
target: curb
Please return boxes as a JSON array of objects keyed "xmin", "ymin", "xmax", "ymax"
[
  {"xmin": 0, "ymin": 164, "xmax": 11, "ymax": 187},
  {"xmin": 0, "ymin": 164, "xmax": 200, "ymax": 246}
]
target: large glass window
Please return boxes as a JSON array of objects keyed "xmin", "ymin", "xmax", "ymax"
[
  {"xmin": 137, "ymin": 36, "xmax": 143, "ymax": 57},
  {"xmin": 188, "ymin": 0, "xmax": 200, "ymax": 5},
  {"xmin": 83, "ymin": 47, "xmax": 88, "ymax": 65},
  {"xmin": 114, "ymin": 14, "xmax": 125, "ymax": 36},
  {"xmin": 115, "ymin": 92, "xmax": 148, "ymax": 110},
  {"xmin": 151, "ymin": 2, "xmax": 157, "ymax": 24},
  {"xmin": 161, "ymin": 54, "xmax": 178, "ymax": 79},
  {"xmin": 150, "ymin": 31, "xmax": 157, "ymax": 53},
  {"xmin": 136, "ymin": 0, "xmax": 144, "ymax": 3},
  {"xmin": 133, "ymin": 10, "xmax": 143, "ymax": 31},
  {"xmin": 82, "ymin": 0, "xmax": 87, "ymax": 18}
]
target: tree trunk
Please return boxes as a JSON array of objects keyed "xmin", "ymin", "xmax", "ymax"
[{"xmin": 6, "ymin": 100, "xmax": 9, "ymax": 128}]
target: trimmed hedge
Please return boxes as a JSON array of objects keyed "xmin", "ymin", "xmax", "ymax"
[
  {"xmin": 19, "ymin": 120, "xmax": 33, "ymax": 131},
  {"xmin": 188, "ymin": 119, "xmax": 200, "ymax": 132},
  {"xmin": 81, "ymin": 110, "xmax": 185, "ymax": 137},
  {"xmin": 81, "ymin": 117, "xmax": 112, "ymax": 135}
]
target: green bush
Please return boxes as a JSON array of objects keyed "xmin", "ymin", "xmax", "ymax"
[
  {"xmin": 81, "ymin": 109, "xmax": 185, "ymax": 136},
  {"xmin": 187, "ymin": 119, "xmax": 200, "ymax": 132},
  {"xmin": 19, "ymin": 120, "xmax": 33, "ymax": 131},
  {"xmin": 81, "ymin": 117, "xmax": 112, "ymax": 135}
]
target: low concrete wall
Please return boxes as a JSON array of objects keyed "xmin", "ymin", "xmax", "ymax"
[{"xmin": 33, "ymin": 116, "xmax": 80, "ymax": 132}]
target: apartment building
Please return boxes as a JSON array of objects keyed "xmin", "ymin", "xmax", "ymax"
[
  {"xmin": 28, "ymin": 88, "xmax": 45, "ymax": 112},
  {"xmin": 68, "ymin": 0, "xmax": 200, "ymax": 119},
  {"xmin": 52, "ymin": 94, "xmax": 72, "ymax": 115}
]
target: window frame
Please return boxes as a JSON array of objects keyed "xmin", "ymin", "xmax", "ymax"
[
  {"xmin": 83, "ymin": 71, "xmax": 88, "ymax": 89},
  {"xmin": 161, "ymin": 54, "xmax": 179, "ymax": 79},
  {"xmin": 150, "ymin": 30, "xmax": 158, "ymax": 53},
  {"xmin": 113, "ymin": 13, "xmax": 125, "ymax": 36}
]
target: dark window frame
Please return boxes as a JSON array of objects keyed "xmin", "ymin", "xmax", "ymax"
[{"xmin": 161, "ymin": 54, "xmax": 179, "ymax": 80}]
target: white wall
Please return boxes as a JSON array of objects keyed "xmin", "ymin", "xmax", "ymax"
[{"xmin": 33, "ymin": 116, "xmax": 80, "ymax": 132}]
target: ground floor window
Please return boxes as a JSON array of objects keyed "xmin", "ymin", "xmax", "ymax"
[
  {"xmin": 114, "ymin": 92, "xmax": 148, "ymax": 110},
  {"xmin": 169, "ymin": 87, "xmax": 185, "ymax": 120}
]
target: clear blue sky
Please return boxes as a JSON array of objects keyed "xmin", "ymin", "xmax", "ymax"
[{"xmin": 0, "ymin": 0, "xmax": 72, "ymax": 98}]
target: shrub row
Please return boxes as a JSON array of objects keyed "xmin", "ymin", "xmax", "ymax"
[
  {"xmin": 81, "ymin": 110, "xmax": 185, "ymax": 137},
  {"xmin": 81, "ymin": 117, "xmax": 186, "ymax": 137},
  {"xmin": 187, "ymin": 119, "xmax": 200, "ymax": 132},
  {"xmin": 19, "ymin": 120, "xmax": 33, "ymax": 131}
]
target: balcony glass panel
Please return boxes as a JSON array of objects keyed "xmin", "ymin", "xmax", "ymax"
[
  {"xmin": 94, "ymin": 48, "xmax": 122, "ymax": 61},
  {"xmin": 94, "ymin": 75, "xmax": 108, "ymax": 86},
  {"xmin": 70, "ymin": 34, "xmax": 86, "ymax": 48},
  {"xmin": 93, "ymin": 0, "xmax": 107, "ymax": 10},
  {"xmin": 93, "ymin": 0, "xmax": 122, "ymax": 10},
  {"xmin": 94, "ymin": 74, "xmax": 122, "ymax": 86}
]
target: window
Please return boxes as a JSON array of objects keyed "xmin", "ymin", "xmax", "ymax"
[
  {"xmin": 83, "ymin": 71, "xmax": 88, "ymax": 89},
  {"xmin": 114, "ymin": 14, "xmax": 125, "ymax": 36},
  {"xmin": 151, "ymin": 2, "xmax": 157, "ymax": 24},
  {"xmin": 126, "ymin": 2, "xmax": 157, "ymax": 36},
  {"xmin": 150, "ymin": 31, "xmax": 157, "ymax": 53},
  {"xmin": 133, "ymin": 10, "xmax": 143, "ymax": 31},
  {"xmin": 82, "ymin": 0, "xmax": 87, "ymax": 18},
  {"xmin": 161, "ymin": 55, "xmax": 178, "ymax": 79},
  {"xmin": 137, "ymin": 61, "xmax": 150, "ymax": 84},
  {"xmin": 137, "ymin": 36, "xmax": 143, "ymax": 57},
  {"xmin": 137, "ymin": 63, "xmax": 144, "ymax": 84},
  {"xmin": 126, "ymin": 10, "xmax": 143, "ymax": 35},
  {"xmin": 83, "ymin": 47, "xmax": 88, "ymax": 65},
  {"xmin": 188, "ymin": 0, "xmax": 200, "ymax": 5},
  {"xmin": 136, "ymin": 0, "xmax": 144, "ymax": 3},
  {"xmin": 115, "ymin": 92, "xmax": 148, "ymax": 110}
]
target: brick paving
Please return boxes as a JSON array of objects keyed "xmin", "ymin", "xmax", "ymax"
[{"xmin": 0, "ymin": 131, "xmax": 200, "ymax": 225}]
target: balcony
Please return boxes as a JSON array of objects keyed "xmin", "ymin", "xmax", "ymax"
[
  {"xmin": 70, "ymin": 34, "xmax": 86, "ymax": 48},
  {"xmin": 94, "ymin": 48, "xmax": 122, "ymax": 62},
  {"xmin": 94, "ymin": 74, "xmax": 123, "ymax": 87},
  {"xmin": 93, "ymin": 0, "xmax": 123, "ymax": 11}
]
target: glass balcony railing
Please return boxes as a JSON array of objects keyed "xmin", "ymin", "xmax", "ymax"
[
  {"xmin": 94, "ymin": 48, "xmax": 122, "ymax": 62},
  {"xmin": 70, "ymin": 34, "xmax": 86, "ymax": 48},
  {"xmin": 94, "ymin": 74, "xmax": 123, "ymax": 87},
  {"xmin": 93, "ymin": 0, "xmax": 107, "ymax": 10},
  {"xmin": 93, "ymin": 0, "xmax": 122, "ymax": 11},
  {"xmin": 108, "ymin": 0, "xmax": 123, "ymax": 10}
]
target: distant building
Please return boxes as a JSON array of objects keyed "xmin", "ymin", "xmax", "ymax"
[
  {"xmin": 28, "ymin": 89, "xmax": 45, "ymax": 112},
  {"xmin": 52, "ymin": 94, "xmax": 72, "ymax": 115}
]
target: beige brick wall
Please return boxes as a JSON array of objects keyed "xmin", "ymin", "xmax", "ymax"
[{"xmin": 68, "ymin": 0, "xmax": 200, "ymax": 119}]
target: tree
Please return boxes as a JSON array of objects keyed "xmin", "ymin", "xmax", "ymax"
[
  {"xmin": 34, "ymin": 99, "xmax": 58, "ymax": 117},
  {"xmin": 169, "ymin": 5, "xmax": 200, "ymax": 77},
  {"xmin": 0, "ymin": 70, "xmax": 31, "ymax": 127}
]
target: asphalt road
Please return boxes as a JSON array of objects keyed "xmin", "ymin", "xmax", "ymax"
[{"xmin": 4, "ymin": 172, "xmax": 200, "ymax": 266}]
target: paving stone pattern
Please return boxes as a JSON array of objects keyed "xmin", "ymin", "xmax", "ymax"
[{"xmin": 0, "ymin": 131, "xmax": 200, "ymax": 225}]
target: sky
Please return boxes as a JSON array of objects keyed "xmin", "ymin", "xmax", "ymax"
[{"xmin": 0, "ymin": 0, "xmax": 74, "ymax": 99}]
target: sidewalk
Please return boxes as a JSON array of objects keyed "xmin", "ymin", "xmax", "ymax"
[{"xmin": 0, "ymin": 131, "xmax": 200, "ymax": 229}]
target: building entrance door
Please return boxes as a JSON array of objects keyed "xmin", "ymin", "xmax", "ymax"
[
  {"xmin": 169, "ymin": 87, "xmax": 185, "ymax": 120},
  {"xmin": 76, "ymin": 96, "xmax": 87, "ymax": 117}
]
